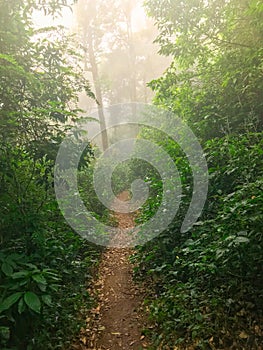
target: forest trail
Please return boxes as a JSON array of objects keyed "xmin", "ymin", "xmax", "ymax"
[{"xmin": 73, "ymin": 191, "xmax": 148, "ymax": 350}]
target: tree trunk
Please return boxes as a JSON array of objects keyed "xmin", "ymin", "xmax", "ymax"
[{"xmin": 86, "ymin": 30, "xmax": 109, "ymax": 151}]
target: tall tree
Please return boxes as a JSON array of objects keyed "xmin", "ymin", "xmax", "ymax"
[{"xmin": 74, "ymin": 0, "xmax": 118, "ymax": 150}]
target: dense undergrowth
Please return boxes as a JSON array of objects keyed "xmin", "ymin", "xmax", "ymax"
[
  {"xmin": 0, "ymin": 146, "xmax": 103, "ymax": 350},
  {"xmin": 133, "ymin": 133, "xmax": 263, "ymax": 349},
  {"xmin": 1, "ymin": 0, "xmax": 263, "ymax": 349},
  {"xmin": 132, "ymin": 0, "xmax": 263, "ymax": 348},
  {"xmin": 0, "ymin": 1, "xmax": 104, "ymax": 348}
]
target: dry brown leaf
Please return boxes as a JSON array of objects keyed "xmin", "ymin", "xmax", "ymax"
[
  {"xmin": 80, "ymin": 337, "xmax": 87, "ymax": 345},
  {"xmin": 239, "ymin": 331, "xmax": 249, "ymax": 339}
]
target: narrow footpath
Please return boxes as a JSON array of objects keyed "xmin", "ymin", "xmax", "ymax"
[{"xmin": 73, "ymin": 191, "xmax": 148, "ymax": 350}]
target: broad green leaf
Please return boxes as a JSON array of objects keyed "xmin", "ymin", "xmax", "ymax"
[
  {"xmin": 0, "ymin": 292, "xmax": 23, "ymax": 313},
  {"xmin": 1, "ymin": 262, "xmax": 13, "ymax": 276},
  {"xmin": 11, "ymin": 271, "xmax": 29, "ymax": 279},
  {"xmin": 24, "ymin": 292, "xmax": 41, "ymax": 314}
]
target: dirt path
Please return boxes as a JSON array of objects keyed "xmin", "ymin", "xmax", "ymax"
[{"xmin": 73, "ymin": 191, "xmax": 148, "ymax": 350}]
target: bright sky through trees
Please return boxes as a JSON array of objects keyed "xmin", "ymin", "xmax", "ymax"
[{"xmin": 32, "ymin": 1, "xmax": 149, "ymax": 32}]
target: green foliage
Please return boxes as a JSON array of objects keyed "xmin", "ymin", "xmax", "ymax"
[
  {"xmin": 0, "ymin": 145, "xmax": 100, "ymax": 348},
  {"xmin": 0, "ymin": 0, "xmax": 102, "ymax": 349},
  {"xmin": 0, "ymin": 231, "xmax": 101, "ymax": 349},
  {"xmin": 0, "ymin": 0, "xmax": 94, "ymax": 151},
  {"xmin": 135, "ymin": 1, "xmax": 263, "ymax": 348},
  {"xmin": 145, "ymin": 0, "xmax": 263, "ymax": 140},
  {"xmin": 134, "ymin": 131, "xmax": 263, "ymax": 348}
]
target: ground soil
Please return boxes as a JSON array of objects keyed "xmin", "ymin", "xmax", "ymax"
[{"xmin": 72, "ymin": 191, "xmax": 149, "ymax": 350}]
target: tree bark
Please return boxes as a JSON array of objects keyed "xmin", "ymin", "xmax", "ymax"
[{"xmin": 86, "ymin": 29, "xmax": 109, "ymax": 151}]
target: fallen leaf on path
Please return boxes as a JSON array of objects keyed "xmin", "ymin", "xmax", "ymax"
[
  {"xmin": 80, "ymin": 337, "xmax": 87, "ymax": 345},
  {"xmin": 239, "ymin": 331, "xmax": 249, "ymax": 339}
]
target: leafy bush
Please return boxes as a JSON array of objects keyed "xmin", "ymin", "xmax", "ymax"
[
  {"xmin": 134, "ymin": 132, "xmax": 263, "ymax": 349},
  {"xmin": 0, "ymin": 1, "xmax": 101, "ymax": 348}
]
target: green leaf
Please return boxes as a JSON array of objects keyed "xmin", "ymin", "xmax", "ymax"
[
  {"xmin": 0, "ymin": 53, "xmax": 18, "ymax": 66},
  {"xmin": 24, "ymin": 292, "xmax": 41, "ymax": 314},
  {"xmin": 1, "ymin": 262, "xmax": 14, "ymax": 276},
  {"xmin": 11, "ymin": 271, "xmax": 29, "ymax": 279},
  {"xmin": 18, "ymin": 298, "xmax": 26, "ymax": 314},
  {"xmin": 0, "ymin": 292, "xmax": 23, "ymax": 313},
  {"xmin": 234, "ymin": 236, "xmax": 250, "ymax": 244},
  {"xmin": 32, "ymin": 274, "xmax": 47, "ymax": 285},
  {"xmin": 37, "ymin": 283, "xmax": 47, "ymax": 292},
  {"xmin": 42, "ymin": 295, "xmax": 52, "ymax": 307}
]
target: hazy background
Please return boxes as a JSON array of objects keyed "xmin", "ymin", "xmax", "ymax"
[{"xmin": 32, "ymin": 0, "xmax": 171, "ymax": 117}]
